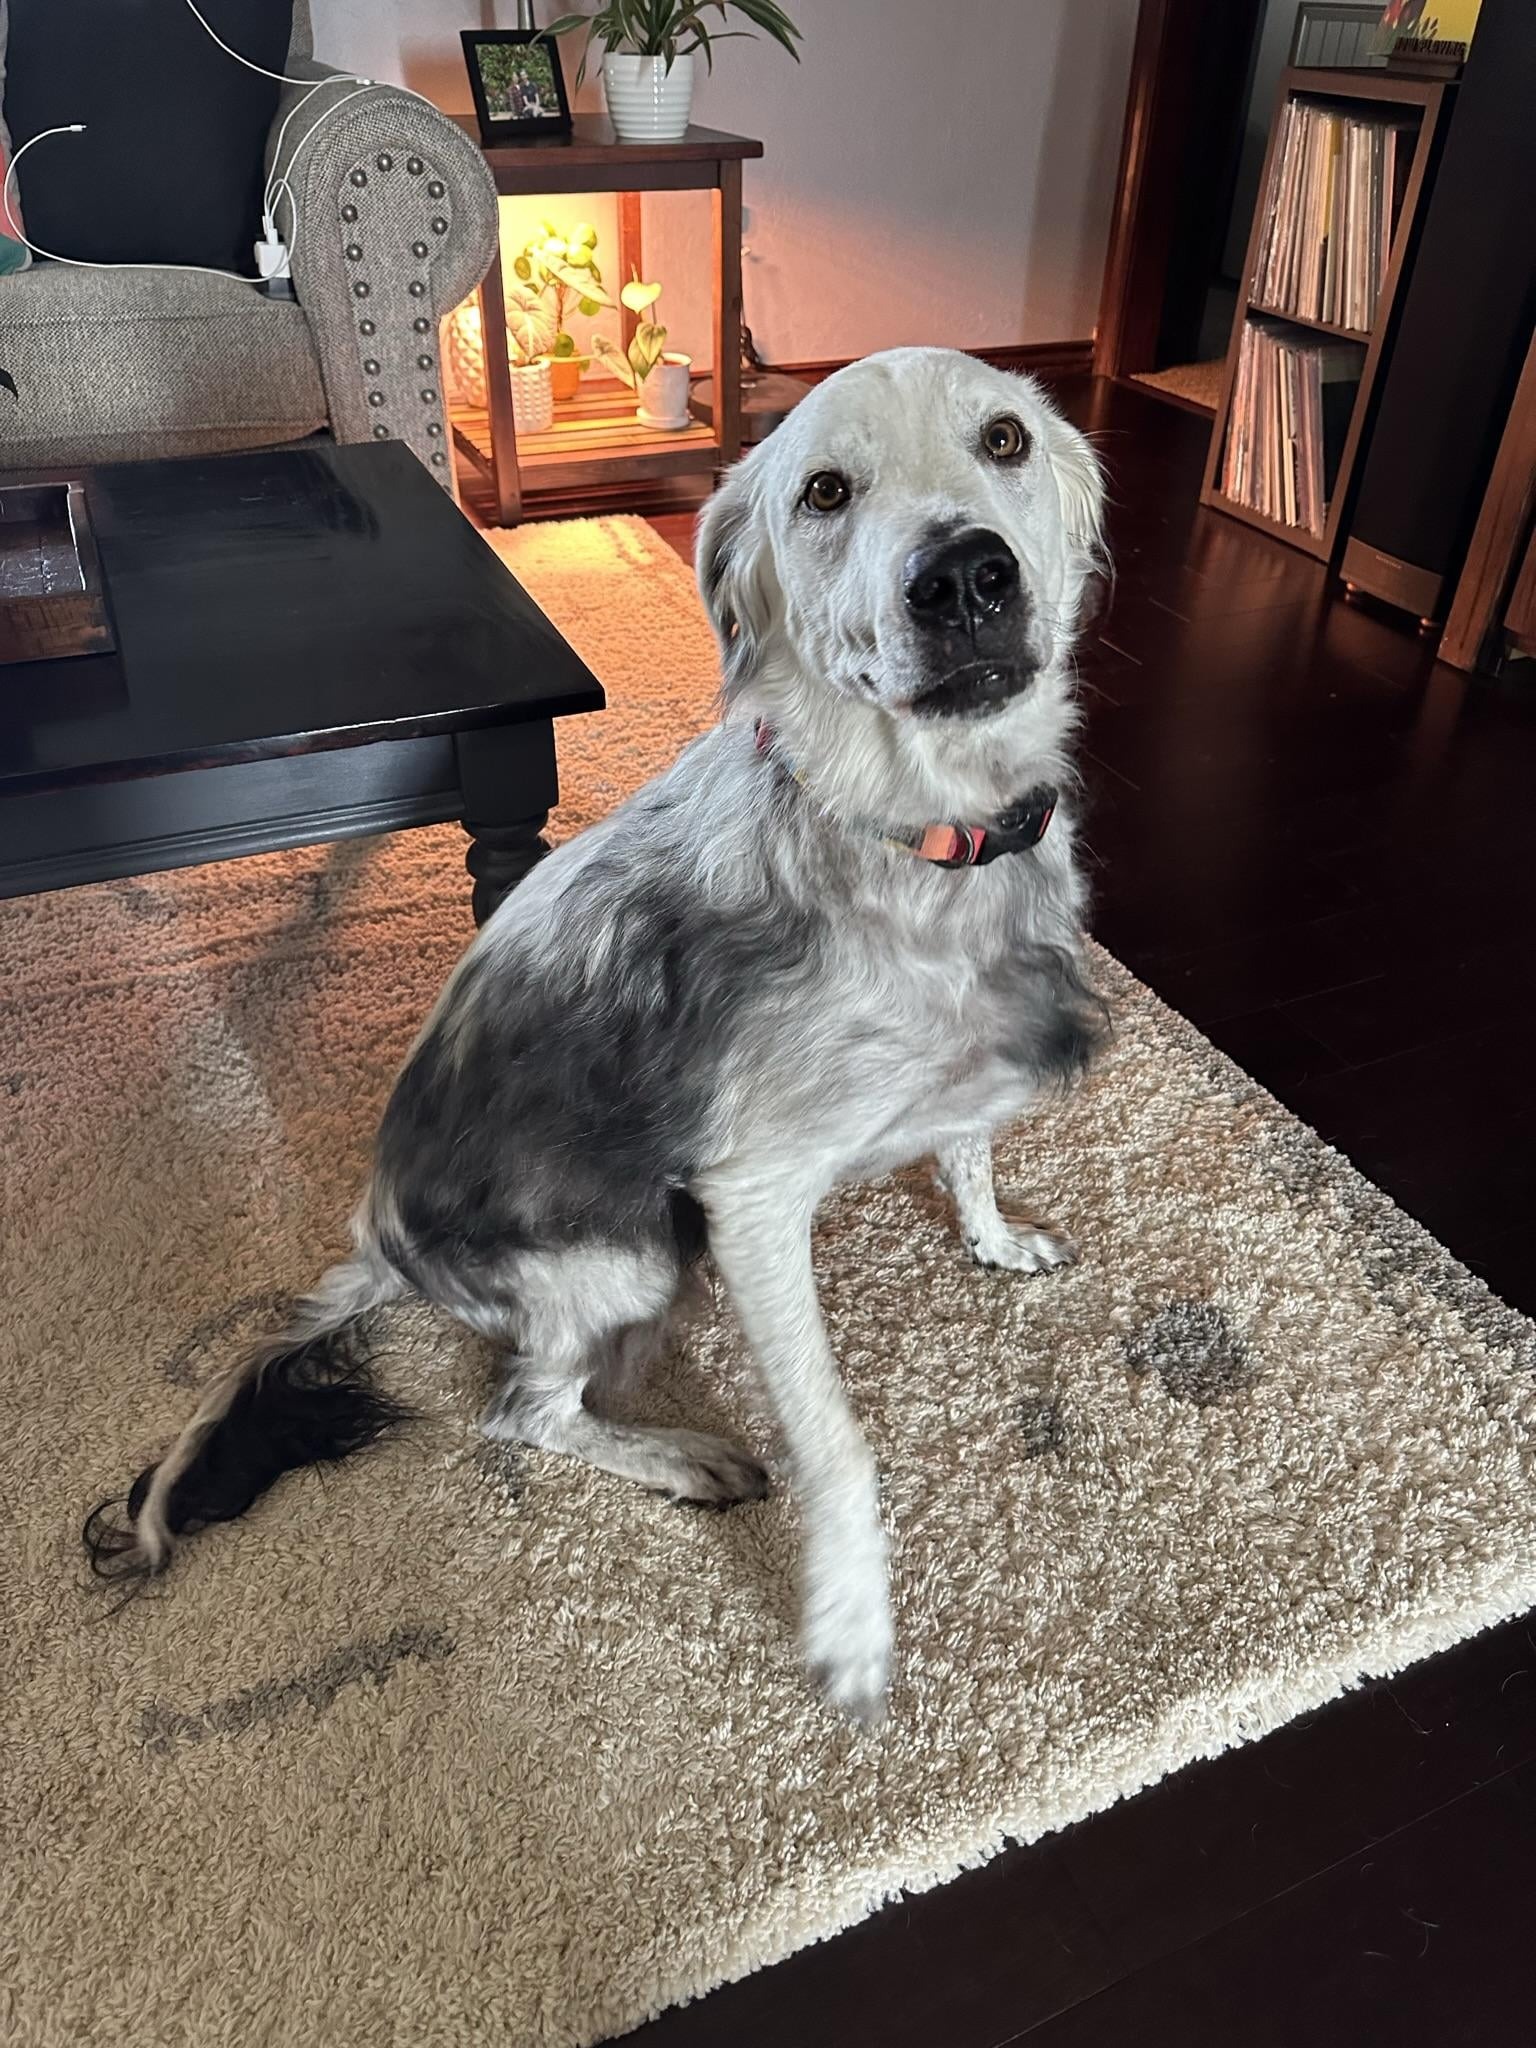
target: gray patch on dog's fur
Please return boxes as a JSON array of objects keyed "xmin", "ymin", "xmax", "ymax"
[
  {"xmin": 139, "ymin": 1625, "xmax": 454, "ymax": 1754},
  {"xmin": 1126, "ymin": 1302, "xmax": 1258, "ymax": 1406},
  {"xmin": 374, "ymin": 760, "xmax": 822, "ymax": 1306}
]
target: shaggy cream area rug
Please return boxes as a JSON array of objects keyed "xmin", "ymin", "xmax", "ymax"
[
  {"xmin": 1130, "ymin": 360, "xmax": 1225, "ymax": 411},
  {"xmin": 4, "ymin": 516, "xmax": 1534, "ymax": 2048}
]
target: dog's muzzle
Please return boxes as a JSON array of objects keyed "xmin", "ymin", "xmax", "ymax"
[{"xmin": 901, "ymin": 526, "xmax": 1036, "ymax": 719}]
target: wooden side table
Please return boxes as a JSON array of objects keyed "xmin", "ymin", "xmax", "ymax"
[{"xmin": 450, "ymin": 116, "xmax": 763, "ymax": 526}]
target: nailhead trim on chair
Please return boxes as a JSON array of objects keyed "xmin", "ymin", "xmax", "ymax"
[{"xmin": 338, "ymin": 150, "xmax": 458, "ymax": 489}]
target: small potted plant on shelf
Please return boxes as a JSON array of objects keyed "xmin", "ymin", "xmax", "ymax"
[
  {"xmin": 444, "ymin": 285, "xmax": 560, "ymax": 427},
  {"xmin": 592, "ymin": 276, "xmax": 692, "ymax": 430},
  {"xmin": 547, "ymin": 0, "xmax": 802, "ymax": 145},
  {"xmin": 506, "ymin": 281, "xmax": 560, "ymax": 432},
  {"xmin": 514, "ymin": 218, "xmax": 615, "ymax": 401}
]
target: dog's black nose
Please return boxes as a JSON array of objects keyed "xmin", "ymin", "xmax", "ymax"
[{"xmin": 903, "ymin": 528, "xmax": 1021, "ymax": 634}]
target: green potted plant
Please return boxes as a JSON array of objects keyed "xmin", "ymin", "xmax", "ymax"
[
  {"xmin": 505, "ymin": 280, "xmax": 560, "ymax": 432},
  {"xmin": 592, "ymin": 275, "xmax": 694, "ymax": 430},
  {"xmin": 513, "ymin": 218, "xmax": 615, "ymax": 401},
  {"xmin": 547, "ymin": 1, "xmax": 802, "ymax": 145}
]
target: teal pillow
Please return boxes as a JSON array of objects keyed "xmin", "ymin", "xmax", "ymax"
[{"xmin": 0, "ymin": 2, "xmax": 33, "ymax": 273}]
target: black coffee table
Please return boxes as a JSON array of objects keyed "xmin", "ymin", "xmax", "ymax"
[{"xmin": 0, "ymin": 441, "xmax": 603, "ymax": 923}]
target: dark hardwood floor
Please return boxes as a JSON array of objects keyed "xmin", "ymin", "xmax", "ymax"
[{"xmin": 627, "ymin": 376, "xmax": 1536, "ymax": 2046}]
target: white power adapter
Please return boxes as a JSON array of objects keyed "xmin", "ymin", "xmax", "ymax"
[{"xmin": 254, "ymin": 214, "xmax": 291, "ymax": 280}]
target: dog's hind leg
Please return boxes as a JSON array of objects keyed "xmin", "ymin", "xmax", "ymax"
[
  {"xmin": 480, "ymin": 1245, "xmax": 770, "ymax": 1507},
  {"xmin": 936, "ymin": 1132, "xmax": 1078, "ymax": 1274}
]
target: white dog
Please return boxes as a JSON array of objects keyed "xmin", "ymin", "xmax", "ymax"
[{"xmin": 89, "ymin": 348, "xmax": 1108, "ymax": 1724}]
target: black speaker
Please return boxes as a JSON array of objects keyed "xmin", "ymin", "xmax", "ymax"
[{"xmin": 1341, "ymin": 0, "xmax": 1536, "ymax": 621}]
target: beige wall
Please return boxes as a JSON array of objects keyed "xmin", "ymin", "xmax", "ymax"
[{"xmin": 309, "ymin": 0, "xmax": 1138, "ymax": 370}]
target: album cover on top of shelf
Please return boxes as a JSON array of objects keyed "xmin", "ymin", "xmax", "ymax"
[{"xmin": 1375, "ymin": 0, "xmax": 1484, "ymax": 77}]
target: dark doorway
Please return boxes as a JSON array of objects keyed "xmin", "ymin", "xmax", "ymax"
[{"xmin": 1098, "ymin": 2, "xmax": 1386, "ymax": 413}]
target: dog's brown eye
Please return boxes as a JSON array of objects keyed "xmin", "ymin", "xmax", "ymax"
[
  {"xmin": 982, "ymin": 415, "xmax": 1030, "ymax": 462},
  {"xmin": 803, "ymin": 470, "xmax": 851, "ymax": 514}
]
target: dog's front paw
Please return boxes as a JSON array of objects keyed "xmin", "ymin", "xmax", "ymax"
[
  {"xmin": 803, "ymin": 1576, "xmax": 893, "ymax": 1727},
  {"xmin": 968, "ymin": 1205, "xmax": 1079, "ymax": 1275}
]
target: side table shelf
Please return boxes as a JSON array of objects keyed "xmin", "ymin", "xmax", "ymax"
[{"xmin": 449, "ymin": 115, "xmax": 762, "ymax": 525}]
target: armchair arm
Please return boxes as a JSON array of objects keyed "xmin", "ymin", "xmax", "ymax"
[{"xmin": 266, "ymin": 65, "xmax": 498, "ymax": 482}]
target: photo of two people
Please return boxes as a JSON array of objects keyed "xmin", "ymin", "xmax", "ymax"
[
  {"xmin": 463, "ymin": 31, "xmax": 573, "ymax": 141},
  {"xmin": 481, "ymin": 43, "xmax": 561, "ymax": 120}
]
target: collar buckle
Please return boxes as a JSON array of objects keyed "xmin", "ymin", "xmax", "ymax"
[{"xmin": 755, "ymin": 720, "xmax": 1056, "ymax": 872}]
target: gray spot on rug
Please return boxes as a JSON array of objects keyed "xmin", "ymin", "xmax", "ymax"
[
  {"xmin": 475, "ymin": 1438, "xmax": 526, "ymax": 1504},
  {"xmin": 1018, "ymin": 1391, "xmax": 1066, "ymax": 1457},
  {"xmin": 140, "ymin": 1624, "xmax": 454, "ymax": 1755},
  {"xmin": 163, "ymin": 1290, "xmax": 298, "ymax": 1386},
  {"xmin": 1125, "ymin": 1300, "xmax": 1258, "ymax": 1406}
]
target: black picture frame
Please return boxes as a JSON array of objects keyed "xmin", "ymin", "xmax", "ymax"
[{"xmin": 461, "ymin": 30, "xmax": 573, "ymax": 146}]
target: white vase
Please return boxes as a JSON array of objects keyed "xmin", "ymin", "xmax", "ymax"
[
  {"xmin": 602, "ymin": 51, "xmax": 695, "ymax": 144},
  {"xmin": 509, "ymin": 359, "xmax": 554, "ymax": 434},
  {"xmin": 637, "ymin": 353, "xmax": 694, "ymax": 430}
]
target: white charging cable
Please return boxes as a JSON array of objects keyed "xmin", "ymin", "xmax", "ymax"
[
  {"xmin": 5, "ymin": 1, "xmax": 449, "ymax": 287},
  {"xmin": 178, "ymin": 0, "xmax": 354, "ymax": 88},
  {"xmin": 3, "ymin": 126, "xmax": 272, "ymax": 282},
  {"xmin": 260, "ymin": 81, "xmax": 410, "ymax": 279}
]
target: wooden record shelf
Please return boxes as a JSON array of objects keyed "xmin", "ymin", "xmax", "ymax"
[{"xmin": 1201, "ymin": 67, "xmax": 1451, "ymax": 563}]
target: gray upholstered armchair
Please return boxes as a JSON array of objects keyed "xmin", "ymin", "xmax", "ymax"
[{"xmin": 0, "ymin": 1, "xmax": 497, "ymax": 484}]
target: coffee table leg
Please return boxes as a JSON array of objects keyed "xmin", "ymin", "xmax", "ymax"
[{"xmin": 455, "ymin": 721, "xmax": 558, "ymax": 926}]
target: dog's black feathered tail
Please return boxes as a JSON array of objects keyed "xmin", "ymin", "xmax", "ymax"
[{"xmin": 84, "ymin": 1252, "xmax": 410, "ymax": 1586}]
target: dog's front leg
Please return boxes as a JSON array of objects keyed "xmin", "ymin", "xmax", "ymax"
[
  {"xmin": 936, "ymin": 1132, "xmax": 1078, "ymax": 1274},
  {"xmin": 702, "ymin": 1180, "xmax": 891, "ymax": 1725}
]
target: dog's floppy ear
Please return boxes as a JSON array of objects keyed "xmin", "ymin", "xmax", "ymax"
[
  {"xmin": 1051, "ymin": 423, "xmax": 1107, "ymax": 560},
  {"xmin": 1047, "ymin": 417, "xmax": 1110, "ymax": 630},
  {"xmin": 695, "ymin": 461, "xmax": 777, "ymax": 694}
]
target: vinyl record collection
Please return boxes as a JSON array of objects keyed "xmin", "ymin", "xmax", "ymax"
[
  {"xmin": 1221, "ymin": 319, "xmax": 1361, "ymax": 537},
  {"xmin": 1250, "ymin": 98, "xmax": 1414, "ymax": 332}
]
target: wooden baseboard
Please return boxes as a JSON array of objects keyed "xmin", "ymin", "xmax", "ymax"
[
  {"xmin": 456, "ymin": 340, "xmax": 1097, "ymax": 525},
  {"xmin": 772, "ymin": 341, "xmax": 1095, "ymax": 385}
]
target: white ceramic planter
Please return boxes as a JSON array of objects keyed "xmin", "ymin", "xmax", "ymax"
[
  {"xmin": 602, "ymin": 51, "xmax": 695, "ymax": 144},
  {"xmin": 509, "ymin": 359, "xmax": 554, "ymax": 434},
  {"xmin": 637, "ymin": 353, "xmax": 694, "ymax": 430}
]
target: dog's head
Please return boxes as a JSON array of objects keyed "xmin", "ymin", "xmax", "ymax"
[{"xmin": 697, "ymin": 349, "xmax": 1104, "ymax": 735}]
